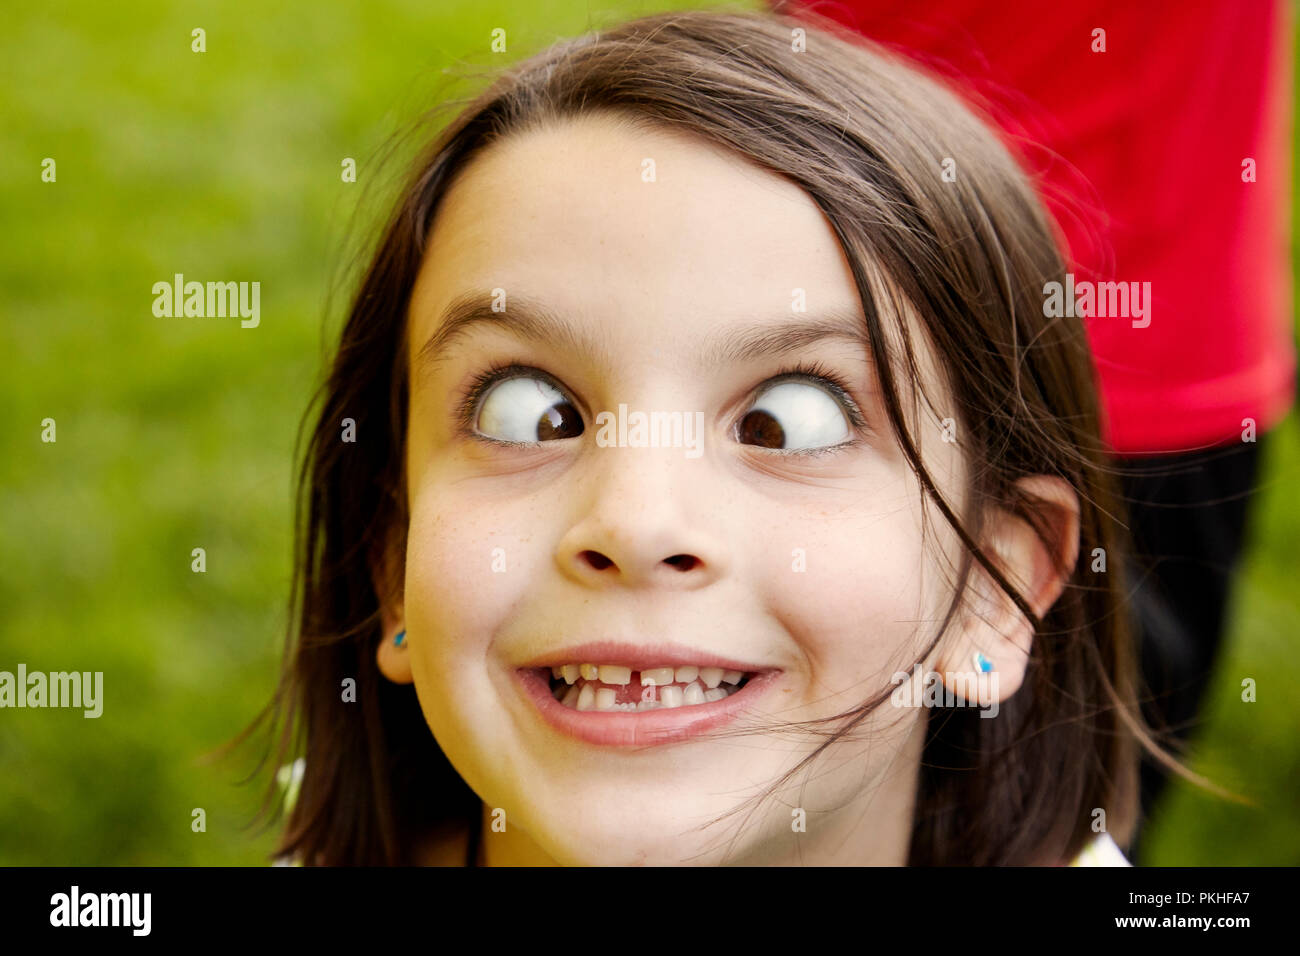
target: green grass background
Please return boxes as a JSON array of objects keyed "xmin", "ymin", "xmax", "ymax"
[{"xmin": 1, "ymin": 0, "xmax": 1296, "ymax": 865}]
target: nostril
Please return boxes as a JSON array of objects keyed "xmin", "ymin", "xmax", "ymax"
[
  {"xmin": 663, "ymin": 554, "xmax": 699, "ymax": 572},
  {"xmin": 580, "ymin": 550, "xmax": 614, "ymax": 570}
]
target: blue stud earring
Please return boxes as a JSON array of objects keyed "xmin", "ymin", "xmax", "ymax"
[
  {"xmin": 973, "ymin": 651, "xmax": 994, "ymax": 673},
  {"xmin": 394, "ymin": 630, "xmax": 406, "ymax": 647}
]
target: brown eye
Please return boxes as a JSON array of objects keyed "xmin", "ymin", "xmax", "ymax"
[
  {"xmin": 476, "ymin": 377, "xmax": 584, "ymax": 442},
  {"xmin": 736, "ymin": 408, "xmax": 785, "ymax": 447},
  {"xmin": 735, "ymin": 381, "xmax": 849, "ymax": 450}
]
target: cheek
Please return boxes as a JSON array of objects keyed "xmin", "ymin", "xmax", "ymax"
[
  {"xmin": 402, "ymin": 481, "xmax": 546, "ymax": 796},
  {"xmin": 757, "ymin": 482, "xmax": 945, "ymax": 697},
  {"xmin": 403, "ymin": 484, "xmax": 537, "ymax": 670}
]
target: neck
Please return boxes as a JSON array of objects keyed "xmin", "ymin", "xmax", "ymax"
[{"xmin": 479, "ymin": 803, "xmax": 560, "ymax": 866}]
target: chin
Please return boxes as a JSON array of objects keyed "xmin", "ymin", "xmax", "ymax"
[{"xmin": 519, "ymin": 786, "xmax": 761, "ymax": 866}]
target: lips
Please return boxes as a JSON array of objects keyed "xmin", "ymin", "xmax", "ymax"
[
  {"xmin": 517, "ymin": 640, "xmax": 773, "ymax": 675},
  {"xmin": 513, "ymin": 641, "xmax": 781, "ymax": 748}
]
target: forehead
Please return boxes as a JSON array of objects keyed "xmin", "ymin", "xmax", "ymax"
[
  {"xmin": 408, "ymin": 111, "xmax": 858, "ymax": 353},
  {"xmin": 406, "ymin": 110, "xmax": 962, "ymax": 495}
]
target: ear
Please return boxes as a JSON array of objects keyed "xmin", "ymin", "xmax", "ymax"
[
  {"xmin": 371, "ymin": 524, "xmax": 411, "ymax": 685},
  {"xmin": 938, "ymin": 475, "xmax": 1080, "ymax": 702}
]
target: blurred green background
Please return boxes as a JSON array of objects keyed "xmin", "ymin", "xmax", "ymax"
[{"xmin": 1, "ymin": 0, "xmax": 1296, "ymax": 865}]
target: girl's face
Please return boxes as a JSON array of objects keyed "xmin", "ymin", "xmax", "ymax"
[{"xmin": 395, "ymin": 111, "xmax": 981, "ymax": 865}]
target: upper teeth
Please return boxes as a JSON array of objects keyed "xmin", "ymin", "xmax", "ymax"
[
  {"xmin": 549, "ymin": 664, "xmax": 746, "ymax": 686},
  {"xmin": 545, "ymin": 663, "xmax": 751, "ymax": 712}
]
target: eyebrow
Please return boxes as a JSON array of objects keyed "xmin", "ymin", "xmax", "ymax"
[{"xmin": 412, "ymin": 290, "xmax": 872, "ymax": 380}]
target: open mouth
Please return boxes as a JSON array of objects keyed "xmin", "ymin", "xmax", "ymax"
[
  {"xmin": 540, "ymin": 664, "xmax": 752, "ymax": 712},
  {"xmin": 515, "ymin": 651, "xmax": 781, "ymax": 746}
]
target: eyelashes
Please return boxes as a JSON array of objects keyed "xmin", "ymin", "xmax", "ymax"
[
  {"xmin": 760, "ymin": 359, "xmax": 869, "ymax": 430},
  {"xmin": 452, "ymin": 358, "xmax": 870, "ymax": 454},
  {"xmin": 454, "ymin": 360, "xmax": 558, "ymax": 437}
]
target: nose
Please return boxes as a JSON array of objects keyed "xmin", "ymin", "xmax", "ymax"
[{"xmin": 554, "ymin": 448, "xmax": 729, "ymax": 591}]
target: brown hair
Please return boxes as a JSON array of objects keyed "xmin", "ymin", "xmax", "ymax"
[{"xmin": 234, "ymin": 6, "xmax": 1193, "ymax": 865}]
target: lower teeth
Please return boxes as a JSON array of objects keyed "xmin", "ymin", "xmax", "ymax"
[{"xmin": 549, "ymin": 673, "xmax": 748, "ymax": 711}]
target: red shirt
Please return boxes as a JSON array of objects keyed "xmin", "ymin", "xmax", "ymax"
[{"xmin": 776, "ymin": 0, "xmax": 1295, "ymax": 454}]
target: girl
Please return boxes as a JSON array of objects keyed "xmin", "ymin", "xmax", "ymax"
[{"xmin": 246, "ymin": 7, "xmax": 1190, "ymax": 866}]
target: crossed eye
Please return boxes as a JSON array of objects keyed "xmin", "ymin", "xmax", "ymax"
[
  {"xmin": 474, "ymin": 374, "xmax": 850, "ymax": 450},
  {"xmin": 732, "ymin": 380, "xmax": 850, "ymax": 450},
  {"xmin": 476, "ymin": 377, "xmax": 583, "ymax": 442}
]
